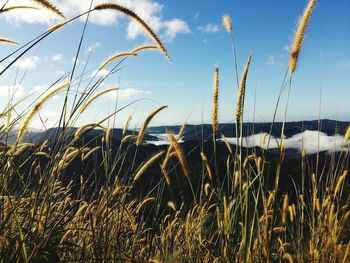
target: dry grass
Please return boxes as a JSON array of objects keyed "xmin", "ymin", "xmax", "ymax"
[
  {"xmin": 289, "ymin": 0, "xmax": 317, "ymax": 73},
  {"xmin": 1, "ymin": 1, "xmax": 350, "ymax": 262}
]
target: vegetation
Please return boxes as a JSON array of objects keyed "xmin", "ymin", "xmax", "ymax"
[{"xmin": 1, "ymin": 0, "xmax": 350, "ymax": 262}]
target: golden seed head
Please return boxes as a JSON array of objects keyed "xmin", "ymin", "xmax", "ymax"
[
  {"xmin": 344, "ymin": 125, "xmax": 350, "ymax": 143},
  {"xmin": 212, "ymin": 67, "xmax": 219, "ymax": 135},
  {"xmin": 94, "ymin": 3, "xmax": 169, "ymax": 60},
  {"xmin": 136, "ymin": 105, "xmax": 168, "ymax": 145},
  {"xmin": 222, "ymin": 15, "xmax": 232, "ymax": 33},
  {"xmin": 236, "ymin": 53, "xmax": 252, "ymax": 124},
  {"xmin": 289, "ymin": 0, "xmax": 317, "ymax": 73}
]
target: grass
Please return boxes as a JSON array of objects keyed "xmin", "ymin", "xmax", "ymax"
[{"xmin": 1, "ymin": 0, "xmax": 350, "ymax": 262}]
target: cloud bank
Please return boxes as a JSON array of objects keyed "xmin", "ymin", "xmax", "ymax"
[
  {"xmin": 1, "ymin": 0, "xmax": 190, "ymax": 41},
  {"xmin": 221, "ymin": 130, "xmax": 350, "ymax": 154}
]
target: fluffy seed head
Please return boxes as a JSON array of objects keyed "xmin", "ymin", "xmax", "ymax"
[
  {"xmin": 167, "ymin": 133, "xmax": 190, "ymax": 178},
  {"xmin": 212, "ymin": 67, "xmax": 219, "ymax": 135},
  {"xmin": 134, "ymin": 151, "xmax": 164, "ymax": 181},
  {"xmin": 344, "ymin": 125, "xmax": 350, "ymax": 143},
  {"xmin": 98, "ymin": 52, "xmax": 136, "ymax": 70},
  {"xmin": 31, "ymin": 0, "xmax": 66, "ymax": 19},
  {"xmin": 94, "ymin": 3, "xmax": 169, "ymax": 60},
  {"xmin": 0, "ymin": 38, "xmax": 18, "ymax": 45},
  {"xmin": 222, "ymin": 14, "xmax": 232, "ymax": 33},
  {"xmin": 17, "ymin": 81, "xmax": 70, "ymax": 140},
  {"xmin": 136, "ymin": 105, "xmax": 168, "ymax": 145},
  {"xmin": 236, "ymin": 53, "xmax": 252, "ymax": 124},
  {"xmin": 80, "ymin": 88, "xmax": 117, "ymax": 113},
  {"xmin": 289, "ymin": 0, "xmax": 316, "ymax": 73},
  {"xmin": 0, "ymin": 6, "xmax": 37, "ymax": 14},
  {"xmin": 47, "ymin": 22, "xmax": 65, "ymax": 33}
]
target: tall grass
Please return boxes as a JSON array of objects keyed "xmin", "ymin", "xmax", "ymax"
[{"xmin": 1, "ymin": 0, "xmax": 350, "ymax": 262}]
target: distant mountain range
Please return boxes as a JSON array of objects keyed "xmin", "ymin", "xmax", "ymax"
[{"xmin": 2, "ymin": 119, "xmax": 349, "ymax": 150}]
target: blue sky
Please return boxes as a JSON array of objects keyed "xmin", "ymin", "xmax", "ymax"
[{"xmin": 0, "ymin": 0, "xmax": 350, "ymax": 129}]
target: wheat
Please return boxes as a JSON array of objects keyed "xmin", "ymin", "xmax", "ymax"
[
  {"xmin": 222, "ymin": 14, "xmax": 232, "ymax": 33},
  {"xmin": 236, "ymin": 53, "xmax": 252, "ymax": 124},
  {"xmin": 289, "ymin": 0, "xmax": 316, "ymax": 73},
  {"xmin": 212, "ymin": 67, "xmax": 219, "ymax": 135},
  {"xmin": 134, "ymin": 151, "xmax": 164, "ymax": 181},
  {"xmin": 80, "ymin": 88, "xmax": 117, "ymax": 113},
  {"xmin": 136, "ymin": 105, "xmax": 168, "ymax": 145},
  {"xmin": 98, "ymin": 52, "xmax": 136, "ymax": 70},
  {"xmin": 31, "ymin": 0, "xmax": 65, "ymax": 18},
  {"xmin": 94, "ymin": 3, "xmax": 169, "ymax": 59},
  {"xmin": 17, "ymin": 81, "xmax": 69, "ymax": 140}
]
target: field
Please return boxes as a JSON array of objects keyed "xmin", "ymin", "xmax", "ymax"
[{"xmin": 1, "ymin": 0, "xmax": 350, "ymax": 262}]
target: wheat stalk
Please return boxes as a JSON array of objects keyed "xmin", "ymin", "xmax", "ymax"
[
  {"xmin": 17, "ymin": 81, "xmax": 70, "ymax": 140},
  {"xmin": 289, "ymin": 0, "xmax": 316, "ymax": 73},
  {"xmin": 136, "ymin": 105, "xmax": 168, "ymax": 145},
  {"xmin": 134, "ymin": 151, "xmax": 164, "ymax": 181},
  {"xmin": 236, "ymin": 53, "xmax": 252, "ymax": 124},
  {"xmin": 31, "ymin": 0, "xmax": 65, "ymax": 19},
  {"xmin": 80, "ymin": 88, "xmax": 117, "ymax": 113},
  {"xmin": 212, "ymin": 67, "xmax": 219, "ymax": 135},
  {"xmin": 94, "ymin": 3, "xmax": 169, "ymax": 60}
]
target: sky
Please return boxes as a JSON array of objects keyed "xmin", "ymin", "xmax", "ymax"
[{"xmin": 0, "ymin": 0, "xmax": 350, "ymax": 130}]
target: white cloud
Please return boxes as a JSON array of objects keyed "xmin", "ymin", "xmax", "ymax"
[
  {"xmin": 1, "ymin": 0, "xmax": 189, "ymax": 42},
  {"xmin": 163, "ymin": 19, "xmax": 190, "ymax": 41},
  {"xmin": 14, "ymin": 56, "xmax": 41, "ymax": 70},
  {"xmin": 91, "ymin": 69, "xmax": 110, "ymax": 78},
  {"xmin": 32, "ymin": 110, "xmax": 59, "ymax": 128},
  {"xmin": 32, "ymin": 85, "xmax": 48, "ymax": 93},
  {"xmin": 55, "ymin": 70, "xmax": 65, "ymax": 75},
  {"xmin": 52, "ymin": 54, "xmax": 63, "ymax": 62},
  {"xmin": 71, "ymin": 56, "xmax": 79, "ymax": 64},
  {"xmin": 86, "ymin": 42, "xmax": 101, "ymax": 53},
  {"xmin": 0, "ymin": 84, "xmax": 25, "ymax": 97},
  {"xmin": 221, "ymin": 130, "xmax": 350, "ymax": 155},
  {"xmin": 113, "ymin": 88, "xmax": 151, "ymax": 98},
  {"xmin": 197, "ymin": 23, "xmax": 220, "ymax": 33},
  {"xmin": 266, "ymin": 55, "xmax": 283, "ymax": 66}
]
